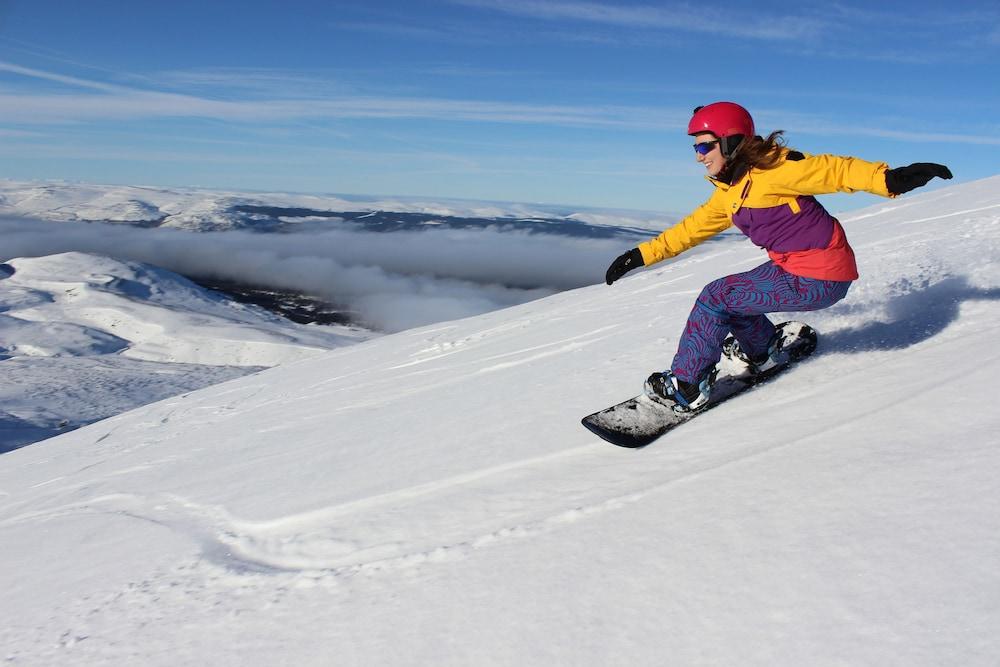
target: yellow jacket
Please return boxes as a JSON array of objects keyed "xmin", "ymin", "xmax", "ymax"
[{"xmin": 638, "ymin": 151, "xmax": 895, "ymax": 280}]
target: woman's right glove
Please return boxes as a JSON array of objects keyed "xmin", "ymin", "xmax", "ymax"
[
  {"xmin": 605, "ymin": 248, "xmax": 644, "ymax": 285},
  {"xmin": 885, "ymin": 163, "xmax": 952, "ymax": 195}
]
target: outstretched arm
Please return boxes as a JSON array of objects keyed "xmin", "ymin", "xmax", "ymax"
[
  {"xmin": 604, "ymin": 193, "xmax": 730, "ymax": 285},
  {"xmin": 771, "ymin": 153, "xmax": 952, "ymax": 198}
]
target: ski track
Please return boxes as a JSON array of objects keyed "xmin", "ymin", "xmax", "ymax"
[
  {"xmin": 291, "ymin": 324, "xmax": 626, "ymax": 412},
  {"xmin": 897, "ymin": 202, "xmax": 1000, "ymax": 225},
  {"xmin": 390, "ymin": 318, "xmax": 541, "ymax": 368},
  {"xmin": 1, "ymin": 410, "xmax": 820, "ymax": 580}
]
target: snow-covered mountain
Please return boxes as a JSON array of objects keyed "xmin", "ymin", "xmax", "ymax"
[
  {"xmin": 0, "ymin": 179, "xmax": 670, "ymax": 232},
  {"xmin": 0, "ymin": 252, "xmax": 370, "ymax": 451},
  {"xmin": 2, "ymin": 176, "xmax": 999, "ymax": 665}
]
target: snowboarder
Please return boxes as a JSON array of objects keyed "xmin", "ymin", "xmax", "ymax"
[{"xmin": 604, "ymin": 101, "xmax": 952, "ymax": 412}]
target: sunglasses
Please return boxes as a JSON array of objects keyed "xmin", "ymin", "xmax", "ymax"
[{"xmin": 693, "ymin": 140, "xmax": 720, "ymax": 155}]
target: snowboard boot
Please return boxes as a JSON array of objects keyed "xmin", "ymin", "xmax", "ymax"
[
  {"xmin": 722, "ymin": 322, "xmax": 818, "ymax": 379},
  {"xmin": 644, "ymin": 369, "xmax": 715, "ymax": 412}
]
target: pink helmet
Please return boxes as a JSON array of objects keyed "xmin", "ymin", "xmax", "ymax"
[{"xmin": 687, "ymin": 102, "xmax": 755, "ymax": 139}]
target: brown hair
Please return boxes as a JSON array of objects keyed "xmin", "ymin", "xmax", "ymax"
[{"xmin": 723, "ymin": 130, "xmax": 788, "ymax": 183}]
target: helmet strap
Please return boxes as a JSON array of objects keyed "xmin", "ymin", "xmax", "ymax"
[
  {"xmin": 719, "ymin": 134, "xmax": 746, "ymax": 159},
  {"xmin": 718, "ymin": 135, "xmax": 753, "ymax": 184}
]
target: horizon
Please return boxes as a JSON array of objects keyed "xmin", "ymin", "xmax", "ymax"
[{"xmin": 1, "ymin": 0, "xmax": 998, "ymax": 213}]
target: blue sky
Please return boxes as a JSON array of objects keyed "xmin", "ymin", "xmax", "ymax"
[{"xmin": 1, "ymin": 0, "xmax": 998, "ymax": 213}]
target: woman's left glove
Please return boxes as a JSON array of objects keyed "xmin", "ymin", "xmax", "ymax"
[
  {"xmin": 885, "ymin": 163, "xmax": 952, "ymax": 195},
  {"xmin": 605, "ymin": 248, "xmax": 644, "ymax": 285}
]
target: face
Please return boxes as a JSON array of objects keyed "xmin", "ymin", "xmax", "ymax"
[{"xmin": 693, "ymin": 132, "xmax": 726, "ymax": 178}]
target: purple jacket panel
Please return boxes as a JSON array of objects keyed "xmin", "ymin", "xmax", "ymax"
[{"xmin": 731, "ymin": 195, "xmax": 835, "ymax": 253}]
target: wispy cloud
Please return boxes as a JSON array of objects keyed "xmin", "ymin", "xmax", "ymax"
[
  {"xmin": 0, "ymin": 60, "xmax": 678, "ymax": 129},
  {"xmin": 449, "ymin": 0, "xmax": 825, "ymax": 41},
  {"xmin": 1, "ymin": 61, "xmax": 992, "ymax": 146},
  {"xmin": 767, "ymin": 110, "xmax": 1000, "ymax": 146},
  {"xmin": 331, "ymin": 20, "xmax": 462, "ymax": 42},
  {"xmin": 0, "ymin": 90, "xmax": 676, "ymax": 129},
  {"xmin": 152, "ymin": 67, "xmax": 356, "ymax": 99},
  {"xmin": 0, "ymin": 128, "xmax": 43, "ymax": 138},
  {"xmin": 824, "ymin": 2, "xmax": 997, "ymax": 30},
  {"xmin": 834, "ymin": 127, "xmax": 1000, "ymax": 146},
  {"xmin": 0, "ymin": 61, "xmax": 126, "ymax": 93},
  {"xmin": 447, "ymin": 0, "xmax": 1000, "ymax": 61},
  {"xmin": 331, "ymin": 14, "xmax": 626, "ymax": 48}
]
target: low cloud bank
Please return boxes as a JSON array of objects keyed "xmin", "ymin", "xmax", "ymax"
[{"xmin": 1, "ymin": 218, "xmax": 645, "ymax": 332}]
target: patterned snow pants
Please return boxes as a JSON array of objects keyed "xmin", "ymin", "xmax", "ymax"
[{"xmin": 671, "ymin": 261, "xmax": 851, "ymax": 383}]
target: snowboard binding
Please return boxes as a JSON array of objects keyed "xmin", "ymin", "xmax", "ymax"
[
  {"xmin": 644, "ymin": 368, "xmax": 717, "ymax": 413},
  {"xmin": 723, "ymin": 321, "xmax": 818, "ymax": 379}
]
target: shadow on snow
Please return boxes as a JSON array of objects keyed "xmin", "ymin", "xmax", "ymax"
[{"xmin": 822, "ymin": 277, "xmax": 1000, "ymax": 354}]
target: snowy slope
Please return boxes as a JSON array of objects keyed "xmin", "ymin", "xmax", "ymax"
[
  {"xmin": 2, "ymin": 177, "xmax": 999, "ymax": 665},
  {"xmin": 0, "ymin": 252, "xmax": 370, "ymax": 451},
  {"xmin": 1, "ymin": 252, "xmax": 365, "ymax": 365}
]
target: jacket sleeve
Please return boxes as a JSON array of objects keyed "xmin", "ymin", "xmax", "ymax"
[
  {"xmin": 769, "ymin": 153, "xmax": 895, "ymax": 198},
  {"xmin": 638, "ymin": 190, "xmax": 731, "ymax": 266}
]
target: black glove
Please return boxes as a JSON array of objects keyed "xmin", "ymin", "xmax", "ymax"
[
  {"xmin": 605, "ymin": 248, "xmax": 644, "ymax": 285},
  {"xmin": 885, "ymin": 162, "xmax": 952, "ymax": 195}
]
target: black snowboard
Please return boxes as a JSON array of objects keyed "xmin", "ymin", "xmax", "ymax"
[{"xmin": 581, "ymin": 322, "xmax": 817, "ymax": 448}]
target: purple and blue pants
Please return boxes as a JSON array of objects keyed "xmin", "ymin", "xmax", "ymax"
[{"xmin": 671, "ymin": 261, "xmax": 851, "ymax": 383}]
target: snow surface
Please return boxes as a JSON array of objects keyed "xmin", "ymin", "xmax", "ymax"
[
  {"xmin": 0, "ymin": 252, "xmax": 370, "ymax": 451},
  {"xmin": 2, "ymin": 177, "xmax": 1000, "ymax": 665}
]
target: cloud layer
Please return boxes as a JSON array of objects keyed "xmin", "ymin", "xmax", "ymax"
[{"xmin": 0, "ymin": 217, "xmax": 644, "ymax": 332}]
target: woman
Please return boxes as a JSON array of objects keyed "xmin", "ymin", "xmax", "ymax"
[{"xmin": 604, "ymin": 101, "xmax": 952, "ymax": 411}]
